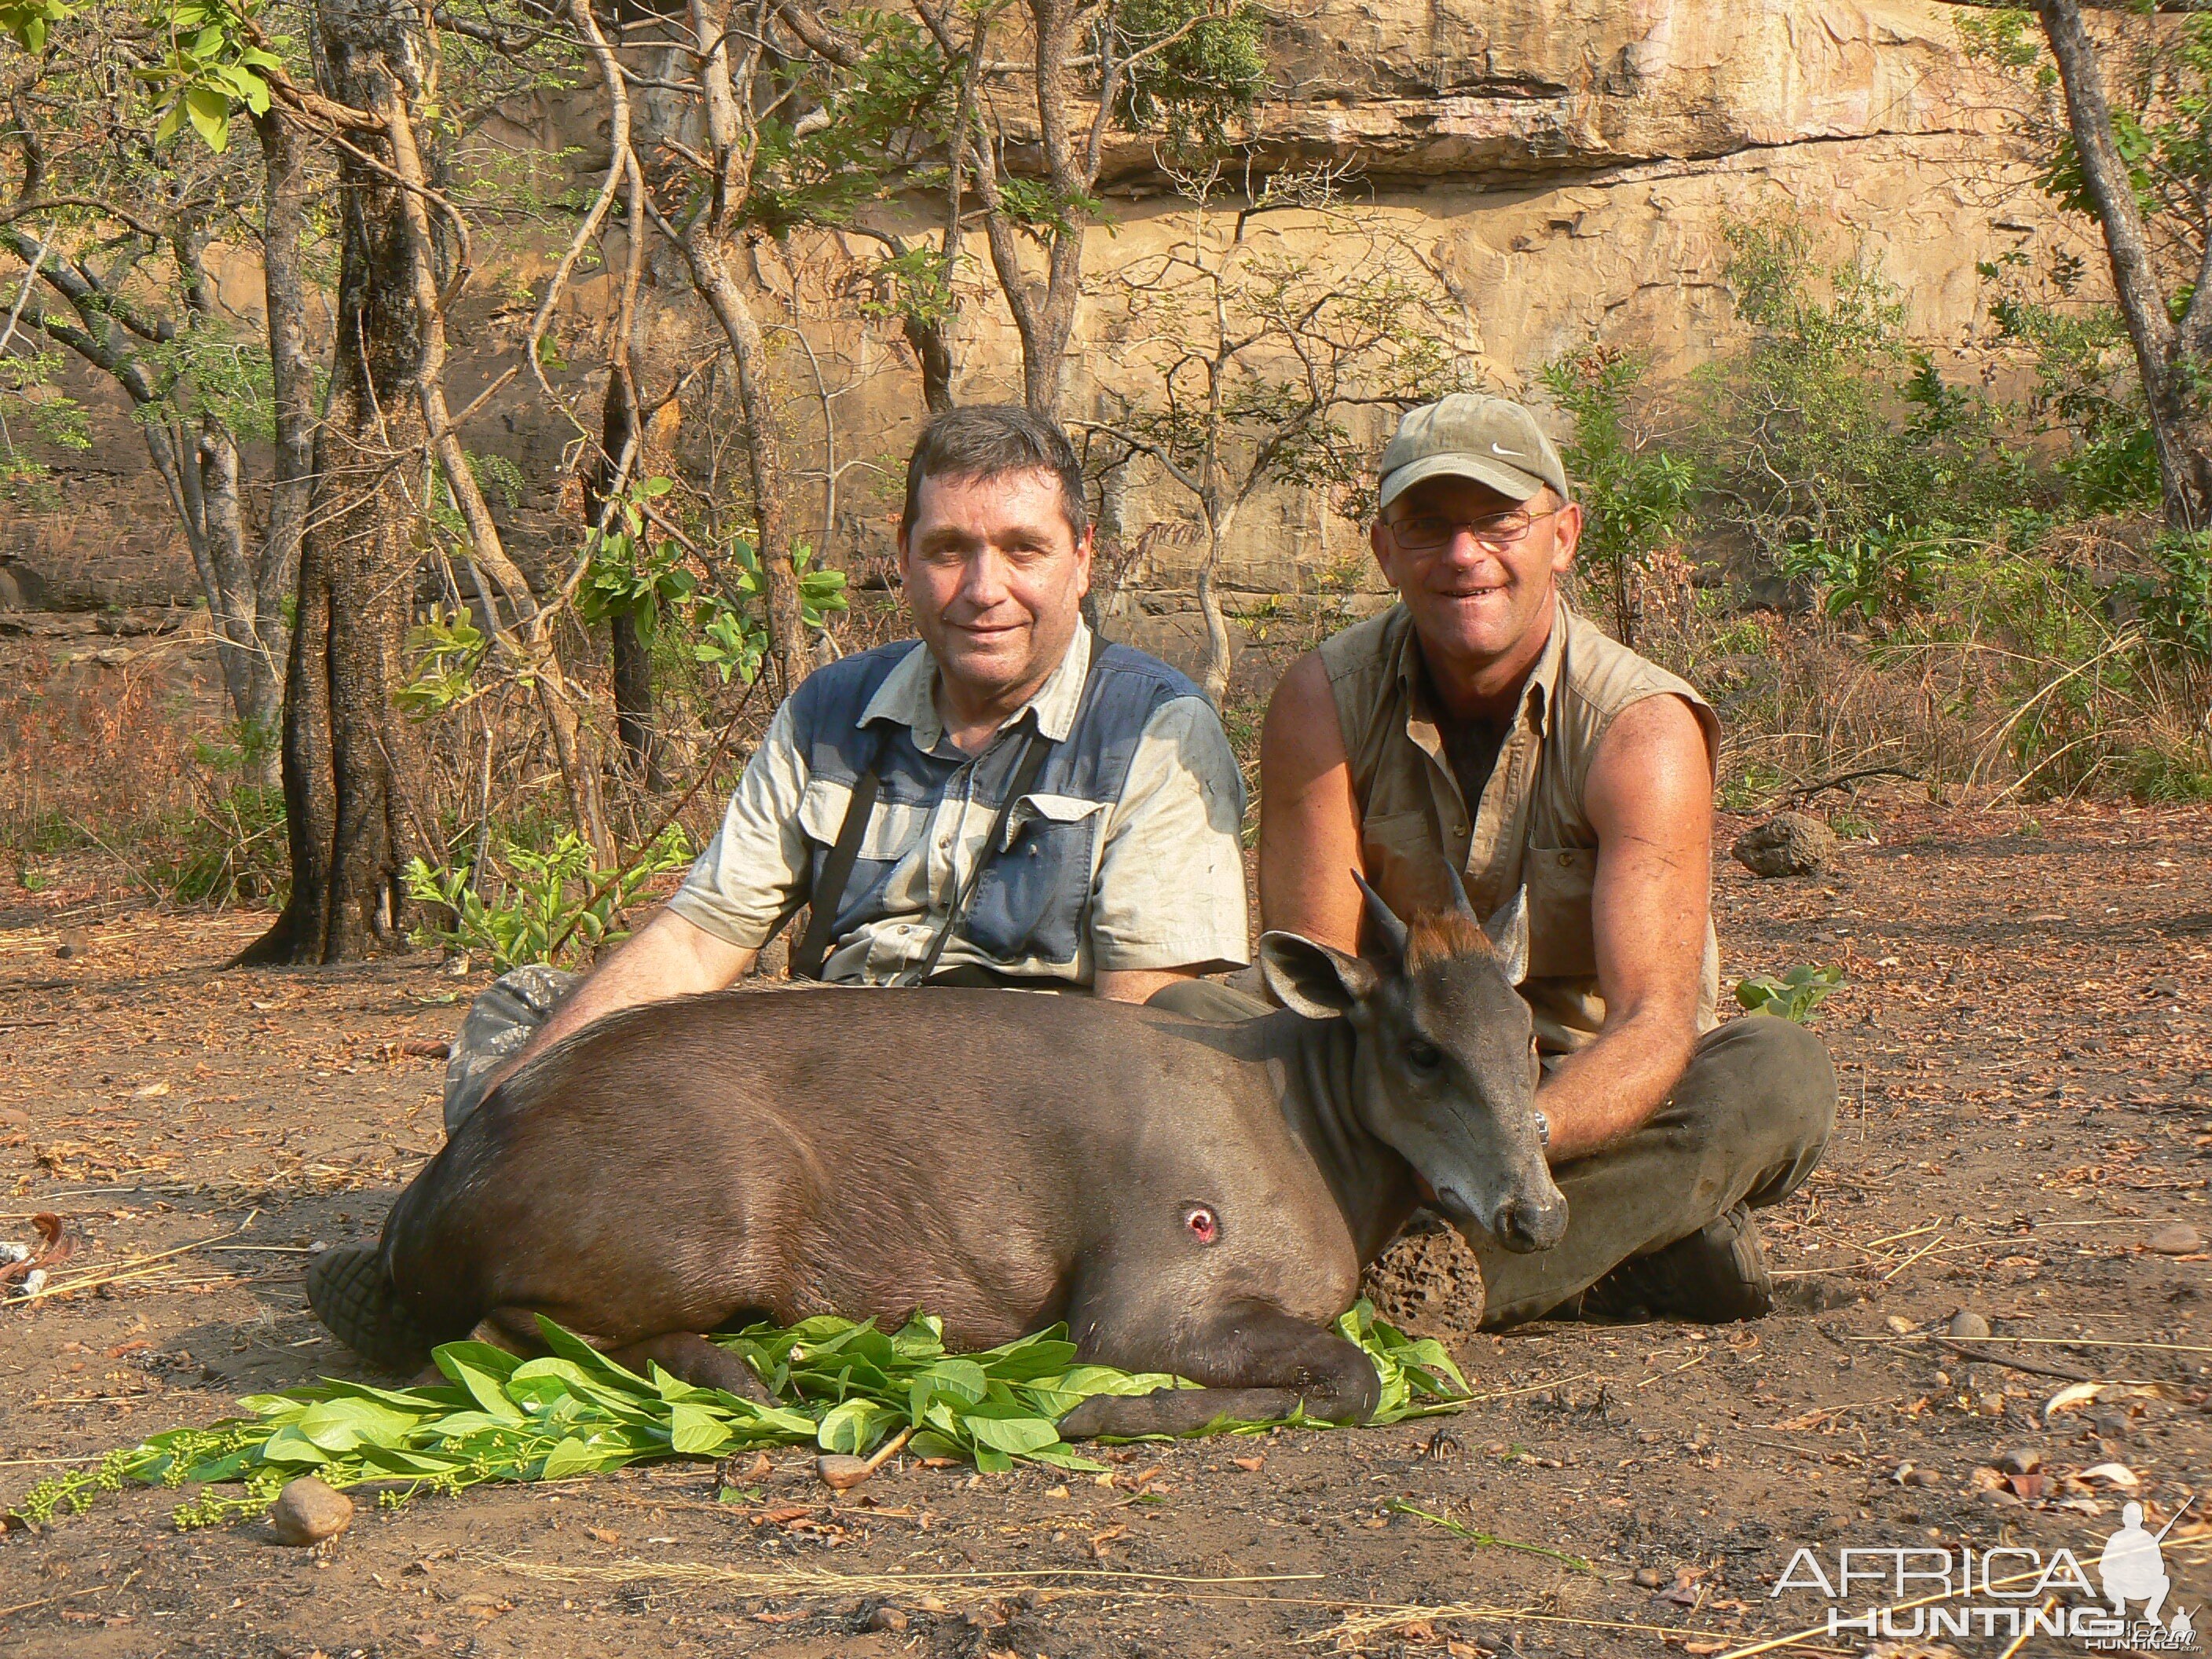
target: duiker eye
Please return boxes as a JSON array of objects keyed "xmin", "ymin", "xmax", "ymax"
[{"xmin": 1406, "ymin": 1039, "xmax": 1443, "ymax": 1071}]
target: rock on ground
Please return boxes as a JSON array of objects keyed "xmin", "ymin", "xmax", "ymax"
[
  {"xmin": 1732, "ymin": 812, "xmax": 1840, "ymax": 878},
  {"xmin": 267, "ymin": 1477, "xmax": 353, "ymax": 1546}
]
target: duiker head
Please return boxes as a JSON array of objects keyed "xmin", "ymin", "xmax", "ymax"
[{"xmin": 1258, "ymin": 873, "xmax": 1568, "ymax": 1253}]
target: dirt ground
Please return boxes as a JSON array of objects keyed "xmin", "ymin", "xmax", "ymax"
[{"xmin": 1, "ymin": 800, "xmax": 2207, "ymax": 1657}]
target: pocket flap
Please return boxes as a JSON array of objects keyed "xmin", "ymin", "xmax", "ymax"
[
  {"xmin": 1003, "ymin": 792, "xmax": 1105, "ymax": 848},
  {"xmin": 797, "ymin": 778, "xmax": 928, "ymax": 862}
]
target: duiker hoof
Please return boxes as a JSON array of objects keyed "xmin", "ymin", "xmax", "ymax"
[{"xmin": 305, "ymin": 1246, "xmax": 431, "ymax": 1373}]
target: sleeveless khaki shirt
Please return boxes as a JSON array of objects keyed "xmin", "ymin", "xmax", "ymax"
[{"xmin": 1320, "ymin": 601, "xmax": 1720, "ymax": 1055}]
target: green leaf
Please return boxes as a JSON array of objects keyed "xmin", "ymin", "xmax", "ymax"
[
  {"xmin": 963, "ymin": 1415, "xmax": 1062, "ymax": 1457},
  {"xmin": 441, "ymin": 1357, "xmax": 525, "ymax": 1423},
  {"xmin": 183, "ymin": 84, "xmax": 231, "ymax": 152},
  {"xmin": 815, "ymin": 1397, "xmax": 886, "ymax": 1456},
  {"xmin": 538, "ymin": 1437, "xmax": 600, "ymax": 1480},
  {"xmin": 668, "ymin": 1403, "xmax": 730, "ymax": 1456},
  {"xmin": 258, "ymin": 1425, "xmax": 329, "ymax": 1466},
  {"xmin": 295, "ymin": 1397, "xmax": 419, "ymax": 1453}
]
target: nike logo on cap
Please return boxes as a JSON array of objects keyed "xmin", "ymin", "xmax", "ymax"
[{"xmin": 1492, "ymin": 442, "xmax": 1528, "ymax": 459}]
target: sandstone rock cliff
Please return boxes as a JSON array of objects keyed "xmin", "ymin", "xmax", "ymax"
[{"xmin": 2, "ymin": 0, "xmax": 2091, "ymax": 657}]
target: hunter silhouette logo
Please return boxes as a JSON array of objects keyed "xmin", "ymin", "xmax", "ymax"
[{"xmin": 2100, "ymin": 1500, "xmax": 2194, "ymax": 1636}]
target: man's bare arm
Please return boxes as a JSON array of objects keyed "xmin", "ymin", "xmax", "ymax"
[
  {"xmin": 1536, "ymin": 694, "xmax": 1714, "ymax": 1160},
  {"xmin": 1097, "ymin": 967, "xmax": 1202, "ymax": 1004},
  {"xmin": 1258, "ymin": 650, "xmax": 1364, "ymax": 950},
  {"xmin": 482, "ymin": 908, "xmax": 758, "ymax": 1093}
]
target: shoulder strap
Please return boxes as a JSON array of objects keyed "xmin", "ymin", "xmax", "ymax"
[
  {"xmin": 906, "ymin": 726, "xmax": 1053, "ymax": 985},
  {"xmin": 789, "ymin": 763, "xmax": 879, "ymax": 981}
]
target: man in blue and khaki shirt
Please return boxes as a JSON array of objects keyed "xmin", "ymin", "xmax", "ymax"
[{"xmin": 452, "ymin": 405, "xmax": 1249, "ymax": 1119}]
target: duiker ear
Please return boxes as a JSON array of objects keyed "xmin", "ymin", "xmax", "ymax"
[
  {"xmin": 1258, "ymin": 931, "xmax": 1379, "ymax": 1019},
  {"xmin": 1485, "ymin": 887, "xmax": 1530, "ymax": 987}
]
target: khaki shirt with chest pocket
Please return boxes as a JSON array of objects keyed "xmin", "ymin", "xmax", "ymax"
[{"xmin": 1320, "ymin": 602, "xmax": 1721, "ymax": 1055}]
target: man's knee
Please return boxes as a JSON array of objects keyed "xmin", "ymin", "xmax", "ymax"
[{"xmin": 1670, "ymin": 1016, "xmax": 1837, "ymax": 1202}]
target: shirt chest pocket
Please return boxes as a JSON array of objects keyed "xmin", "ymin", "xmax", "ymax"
[
  {"xmin": 967, "ymin": 793, "xmax": 1106, "ymax": 961},
  {"xmin": 797, "ymin": 778, "xmax": 932, "ymax": 864},
  {"xmin": 1524, "ymin": 844, "xmax": 1597, "ymax": 980}
]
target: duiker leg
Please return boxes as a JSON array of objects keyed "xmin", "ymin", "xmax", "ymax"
[
  {"xmin": 477, "ymin": 1309, "xmax": 776, "ymax": 1403},
  {"xmin": 604, "ymin": 1331, "xmax": 774, "ymax": 1402},
  {"xmin": 1056, "ymin": 1298, "xmax": 1379, "ymax": 1439}
]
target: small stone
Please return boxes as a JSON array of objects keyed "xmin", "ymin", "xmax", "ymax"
[
  {"xmin": 2147, "ymin": 1223, "xmax": 2204, "ymax": 1256},
  {"xmin": 865, "ymin": 1606, "xmax": 908, "ymax": 1633},
  {"xmin": 1731, "ymin": 812, "xmax": 1840, "ymax": 878},
  {"xmin": 441, "ymin": 951, "xmax": 472, "ymax": 979},
  {"xmin": 815, "ymin": 1454, "xmax": 873, "ymax": 1491},
  {"xmin": 53, "ymin": 928, "xmax": 88, "ymax": 960},
  {"xmin": 268, "ymin": 1477, "xmax": 353, "ymax": 1546},
  {"xmin": 1632, "ymin": 1567, "xmax": 1667, "ymax": 1590},
  {"xmin": 1946, "ymin": 1310, "xmax": 1991, "ymax": 1340},
  {"xmin": 1995, "ymin": 1448, "xmax": 2043, "ymax": 1477}
]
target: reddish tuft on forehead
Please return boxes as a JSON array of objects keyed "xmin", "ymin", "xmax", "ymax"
[{"xmin": 1402, "ymin": 907, "xmax": 1492, "ymax": 973}]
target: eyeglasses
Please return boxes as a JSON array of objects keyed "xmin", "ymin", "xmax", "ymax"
[{"xmin": 1386, "ymin": 504, "xmax": 1564, "ymax": 551}]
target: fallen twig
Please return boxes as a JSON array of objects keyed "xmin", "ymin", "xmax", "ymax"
[
  {"xmin": 18, "ymin": 1218, "xmax": 255, "ymax": 1303},
  {"xmin": 1786, "ymin": 766, "xmax": 1924, "ymax": 802},
  {"xmin": 1844, "ymin": 1332, "xmax": 2212, "ymax": 1357},
  {"xmin": 1932, "ymin": 1336, "xmax": 2100, "ymax": 1383}
]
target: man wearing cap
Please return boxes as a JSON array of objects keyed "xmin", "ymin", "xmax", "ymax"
[{"xmin": 1256, "ymin": 394, "xmax": 1837, "ymax": 1328}]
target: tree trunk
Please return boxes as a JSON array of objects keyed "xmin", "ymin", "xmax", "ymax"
[
  {"xmin": 1196, "ymin": 503, "xmax": 1233, "ymax": 707},
  {"xmin": 588, "ymin": 368, "xmax": 665, "ymax": 784},
  {"xmin": 255, "ymin": 108, "xmax": 317, "ymax": 784},
  {"xmin": 672, "ymin": 0, "xmax": 810, "ymax": 697},
  {"xmin": 2036, "ymin": 0, "xmax": 2212, "ymax": 529},
  {"xmin": 238, "ymin": 0, "xmax": 437, "ymax": 966},
  {"xmin": 195, "ymin": 421, "xmax": 284, "ymax": 765},
  {"xmin": 906, "ymin": 310, "xmax": 957, "ymax": 414}
]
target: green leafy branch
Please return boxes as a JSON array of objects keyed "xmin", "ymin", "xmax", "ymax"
[
  {"xmin": 575, "ymin": 475, "xmax": 848, "ymax": 688},
  {"xmin": 1734, "ymin": 963, "xmax": 1844, "ymax": 1025},
  {"xmin": 137, "ymin": 0, "xmax": 288, "ymax": 152},
  {"xmin": 402, "ymin": 825, "xmax": 693, "ymax": 972},
  {"xmin": 12, "ymin": 1303, "xmax": 1469, "ymax": 1529}
]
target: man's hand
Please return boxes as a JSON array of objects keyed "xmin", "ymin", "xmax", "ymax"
[
  {"xmin": 478, "ymin": 908, "xmax": 757, "ymax": 1098},
  {"xmin": 1535, "ymin": 694, "xmax": 1713, "ymax": 1159}
]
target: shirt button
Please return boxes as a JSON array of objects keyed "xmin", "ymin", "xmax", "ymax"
[{"xmin": 1558, "ymin": 851, "xmax": 1574, "ymax": 867}]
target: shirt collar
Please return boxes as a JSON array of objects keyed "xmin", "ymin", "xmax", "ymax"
[
  {"xmin": 861, "ymin": 624, "xmax": 1094, "ymax": 752},
  {"xmin": 1393, "ymin": 598, "xmax": 1569, "ymax": 740}
]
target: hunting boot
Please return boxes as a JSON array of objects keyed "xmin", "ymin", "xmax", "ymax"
[{"xmin": 1556, "ymin": 1202, "xmax": 1773, "ymax": 1324}]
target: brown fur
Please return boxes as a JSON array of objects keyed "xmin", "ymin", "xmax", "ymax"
[{"xmin": 1402, "ymin": 907, "xmax": 1495, "ymax": 974}]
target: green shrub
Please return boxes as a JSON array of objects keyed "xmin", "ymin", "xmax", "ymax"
[
  {"xmin": 1735, "ymin": 964, "xmax": 1844, "ymax": 1024},
  {"xmin": 404, "ymin": 824, "xmax": 693, "ymax": 971},
  {"xmin": 1694, "ymin": 208, "xmax": 2038, "ymax": 563},
  {"xmin": 162, "ymin": 782, "xmax": 287, "ymax": 906},
  {"xmin": 2141, "ymin": 531, "xmax": 2212, "ymax": 657},
  {"xmin": 1539, "ymin": 342, "xmax": 1697, "ymax": 650}
]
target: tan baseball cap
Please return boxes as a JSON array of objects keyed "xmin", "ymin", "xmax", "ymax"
[{"xmin": 1376, "ymin": 394, "xmax": 1570, "ymax": 513}]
